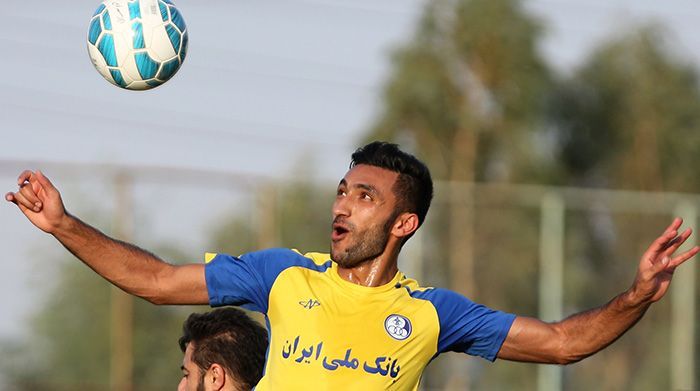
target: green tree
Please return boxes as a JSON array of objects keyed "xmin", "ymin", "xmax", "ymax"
[{"xmin": 551, "ymin": 26, "xmax": 700, "ymax": 192}]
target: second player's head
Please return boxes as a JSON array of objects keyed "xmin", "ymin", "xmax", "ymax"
[{"xmin": 178, "ymin": 307, "xmax": 268, "ymax": 391}]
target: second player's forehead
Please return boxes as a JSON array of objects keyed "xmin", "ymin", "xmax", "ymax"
[
  {"xmin": 182, "ymin": 342, "xmax": 196, "ymax": 369},
  {"xmin": 338, "ymin": 165, "xmax": 399, "ymax": 194}
]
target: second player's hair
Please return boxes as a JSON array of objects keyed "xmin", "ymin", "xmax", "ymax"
[{"xmin": 179, "ymin": 307, "xmax": 268, "ymax": 390}]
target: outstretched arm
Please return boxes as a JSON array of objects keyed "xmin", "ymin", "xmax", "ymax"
[
  {"xmin": 497, "ymin": 218, "xmax": 698, "ymax": 364},
  {"xmin": 6, "ymin": 170, "xmax": 208, "ymax": 305}
]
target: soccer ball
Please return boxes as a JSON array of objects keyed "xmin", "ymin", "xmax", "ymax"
[{"xmin": 87, "ymin": 0, "xmax": 188, "ymax": 90}]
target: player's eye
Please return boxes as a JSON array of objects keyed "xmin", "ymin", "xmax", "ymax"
[{"xmin": 361, "ymin": 192, "xmax": 372, "ymax": 201}]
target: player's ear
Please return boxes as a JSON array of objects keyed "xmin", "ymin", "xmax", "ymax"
[
  {"xmin": 207, "ymin": 363, "xmax": 226, "ymax": 390},
  {"xmin": 392, "ymin": 212, "xmax": 419, "ymax": 239}
]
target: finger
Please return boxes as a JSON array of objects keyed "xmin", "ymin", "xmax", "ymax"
[
  {"xmin": 663, "ymin": 228, "xmax": 692, "ymax": 255},
  {"xmin": 657, "ymin": 230, "xmax": 689, "ymax": 256},
  {"xmin": 18, "ymin": 183, "xmax": 42, "ymax": 207},
  {"xmin": 35, "ymin": 170, "xmax": 58, "ymax": 194},
  {"xmin": 6, "ymin": 192, "xmax": 37, "ymax": 218},
  {"xmin": 5, "ymin": 192, "xmax": 17, "ymax": 204},
  {"xmin": 16, "ymin": 170, "xmax": 34, "ymax": 186},
  {"xmin": 658, "ymin": 218, "xmax": 683, "ymax": 243},
  {"xmin": 665, "ymin": 217, "xmax": 683, "ymax": 233},
  {"xmin": 12, "ymin": 190, "xmax": 41, "ymax": 212},
  {"xmin": 15, "ymin": 200, "xmax": 32, "ymax": 215},
  {"xmin": 668, "ymin": 245, "xmax": 700, "ymax": 269},
  {"xmin": 646, "ymin": 228, "xmax": 679, "ymax": 256},
  {"xmin": 659, "ymin": 218, "xmax": 682, "ymax": 238}
]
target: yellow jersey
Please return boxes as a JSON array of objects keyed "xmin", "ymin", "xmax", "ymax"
[{"xmin": 205, "ymin": 249, "xmax": 514, "ymax": 390}]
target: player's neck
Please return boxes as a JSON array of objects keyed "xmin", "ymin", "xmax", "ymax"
[{"xmin": 336, "ymin": 249, "xmax": 400, "ymax": 287}]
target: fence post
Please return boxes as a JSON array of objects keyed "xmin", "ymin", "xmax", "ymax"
[
  {"xmin": 538, "ymin": 193, "xmax": 564, "ymax": 391},
  {"xmin": 671, "ymin": 203, "xmax": 696, "ymax": 391},
  {"xmin": 111, "ymin": 173, "xmax": 134, "ymax": 391}
]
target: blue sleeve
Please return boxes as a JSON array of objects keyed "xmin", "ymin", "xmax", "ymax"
[
  {"xmin": 205, "ymin": 248, "xmax": 308, "ymax": 313},
  {"xmin": 411, "ymin": 288, "xmax": 515, "ymax": 362}
]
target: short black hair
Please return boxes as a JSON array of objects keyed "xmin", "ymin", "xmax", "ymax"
[
  {"xmin": 350, "ymin": 141, "xmax": 433, "ymax": 229},
  {"xmin": 179, "ymin": 307, "xmax": 268, "ymax": 390}
]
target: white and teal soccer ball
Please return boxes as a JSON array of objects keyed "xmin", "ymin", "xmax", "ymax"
[{"xmin": 87, "ymin": 0, "xmax": 188, "ymax": 90}]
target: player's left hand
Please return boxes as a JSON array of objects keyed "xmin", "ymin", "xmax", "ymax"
[{"xmin": 630, "ymin": 218, "xmax": 699, "ymax": 303}]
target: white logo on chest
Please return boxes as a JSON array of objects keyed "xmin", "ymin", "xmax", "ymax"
[{"xmin": 384, "ymin": 314, "xmax": 412, "ymax": 340}]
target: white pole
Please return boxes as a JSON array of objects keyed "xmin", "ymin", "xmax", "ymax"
[
  {"xmin": 671, "ymin": 203, "xmax": 696, "ymax": 391},
  {"xmin": 110, "ymin": 173, "xmax": 134, "ymax": 391},
  {"xmin": 538, "ymin": 193, "xmax": 564, "ymax": 391}
]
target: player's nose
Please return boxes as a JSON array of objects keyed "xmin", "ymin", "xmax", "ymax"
[{"xmin": 332, "ymin": 195, "xmax": 351, "ymax": 218}]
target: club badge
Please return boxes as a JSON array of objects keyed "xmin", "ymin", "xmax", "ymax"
[{"xmin": 384, "ymin": 314, "xmax": 412, "ymax": 340}]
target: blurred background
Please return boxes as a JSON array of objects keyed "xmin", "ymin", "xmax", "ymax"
[{"xmin": 1, "ymin": 0, "xmax": 698, "ymax": 390}]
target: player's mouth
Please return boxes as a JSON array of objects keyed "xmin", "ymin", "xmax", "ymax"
[{"xmin": 331, "ymin": 221, "xmax": 351, "ymax": 242}]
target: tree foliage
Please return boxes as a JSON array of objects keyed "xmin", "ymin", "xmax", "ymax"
[
  {"xmin": 370, "ymin": 0, "xmax": 551, "ymax": 183},
  {"xmin": 551, "ymin": 26, "xmax": 700, "ymax": 192}
]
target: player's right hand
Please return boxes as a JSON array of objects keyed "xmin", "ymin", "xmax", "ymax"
[{"xmin": 5, "ymin": 170, "xmax": 67, "ymax": 234}]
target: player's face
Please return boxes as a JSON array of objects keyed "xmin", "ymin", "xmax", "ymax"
[
  {"xmin": 331, "ymin": 164, "xmax": 400, "ymax": 267},
  {"xmin": 178, "ymin": 343, "xmax": 206, "ymax": 391}
]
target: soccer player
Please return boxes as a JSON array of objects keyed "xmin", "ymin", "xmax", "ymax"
[
  {"xmin": 6, "ymin": 142, "xmax": 698, "ymax": 390},
  {"xmin": 178, "ymin": 307, "xmax": 267, "ymax": 391}
]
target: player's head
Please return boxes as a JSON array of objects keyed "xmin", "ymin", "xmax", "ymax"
[
  {"xmin": 178, "ymin": 308, "xmax": 268, "ymax": 391},
  {"xmin": 331, "ymin": 141, "xmax": 433, "ymax": 267},
  {"xmin": 350, "ymin": 141, "xmax": 433, "ymax": 228}
]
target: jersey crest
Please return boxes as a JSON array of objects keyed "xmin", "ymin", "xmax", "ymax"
[{"xmin": 384, "ymin": 314, "xmax": 412, "ymax": 340}]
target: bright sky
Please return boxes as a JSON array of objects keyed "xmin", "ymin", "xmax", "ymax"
[{"xmin": 1, "ymin": 0, "xmax": 699, "ymax": 350}]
